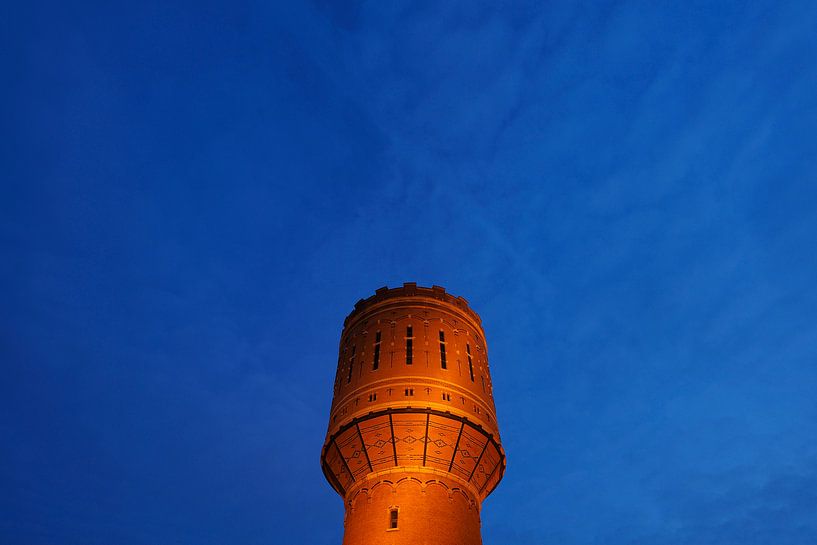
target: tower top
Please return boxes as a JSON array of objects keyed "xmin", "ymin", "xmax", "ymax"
[{"xmin": 345, "ymin": 282, "xmax": 482, "ymax": 328}]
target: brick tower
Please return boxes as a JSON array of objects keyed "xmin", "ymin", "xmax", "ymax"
[{"xmin": 321, "ymin": 283, "xmax": 506, "ymax": 545}]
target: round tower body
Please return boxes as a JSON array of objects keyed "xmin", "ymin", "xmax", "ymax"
[{"xmin": 321, "ymin": 283, "xmax": 505, "ymax": 545}]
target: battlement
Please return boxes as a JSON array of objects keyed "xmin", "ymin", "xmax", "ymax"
[{"xmin": 344, "ymin": 283, "xmax": 482, "ymax": 328}]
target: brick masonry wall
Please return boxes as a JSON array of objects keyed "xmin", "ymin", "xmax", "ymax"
[{"xmin": 342, "ymin": 472, "xmax": 482, "ymax": 545}]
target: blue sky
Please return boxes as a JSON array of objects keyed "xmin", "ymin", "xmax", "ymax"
[{"xmin": 3, "ymin": 1, "xmax": 817, "ymax": 544}]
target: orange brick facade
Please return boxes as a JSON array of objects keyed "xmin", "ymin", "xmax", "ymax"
[{"xmin": 321, "ymin": 284, "xmax": 505, "ymax": 545}]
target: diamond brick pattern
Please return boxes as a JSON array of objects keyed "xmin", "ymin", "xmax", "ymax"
[{"xmin": 322, "ymin": 408, "xmax": 503, "ymax": 497}]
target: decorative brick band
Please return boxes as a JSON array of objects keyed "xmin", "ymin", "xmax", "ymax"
[
  {"xmin": 321, "ymin": 407, "xmax": 505, "ymax": 501},
  {"xmin": 346, "ymin": 474, "xmax": 479, "ymax": 512}
]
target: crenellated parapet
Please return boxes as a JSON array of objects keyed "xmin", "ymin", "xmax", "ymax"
[{"xmin": 344, "ymin": 283, "xmax": 483, "ymax": 329}]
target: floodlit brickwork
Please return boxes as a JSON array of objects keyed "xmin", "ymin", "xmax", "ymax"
[{"xmin": 321, "ymin": 283, "xmax": 506, "ymax": 545}]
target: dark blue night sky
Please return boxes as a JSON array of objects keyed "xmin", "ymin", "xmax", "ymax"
[{"xmin": 3, "ymin": 2, "xmax": 817, "ymax": 544}]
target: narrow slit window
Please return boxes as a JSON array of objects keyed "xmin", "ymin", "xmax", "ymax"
[
  {"xmin": 466, "ymin": 343, "xmax": 474, "ymax": 382},
  {"xmin": 439, "ymin": 331, "xmax": 447, "ymax": 369},
  {"xmin": 347, "ymin": 345, "xmax": 356, "ymax": 384},
  {"xmin": 373, "ymin": 331, "xmax": 381, "ymax": 370},
  {"xmin": 389, "ymin": 508, "xmax": 398, "ymax": 529},
  {"xmin": 481, "ymin": 375, "xmax": 485, "ymax": 392},
  {"xmin": 404, "ymin": 388, "xmax": 414, "ymax": 396},
  {"xmin": 334, "ymin": 352, "xmax": 342, "ymax": 392},
  {"xmin": 406, "ymin": 326, "xmax": 413, "ymax": 365}
]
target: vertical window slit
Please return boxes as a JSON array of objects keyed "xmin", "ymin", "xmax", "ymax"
[
  {"xmin": 373, "ymin": 331, "xmax": 381, "ymax": 370},
  {"xmin": 466, "ymin": 343, "xmax": 474, "ymax": 382},
  {"xmin": 406, "ymin": 326, "xmax": 413, "ymax": 365},
  {"xmin": 347, "ymin": 345, "xmax": 356, "ymax": 384},
  {"xmin": 439, "ymin": 330, "xmax": 447, "ymax": 369}
]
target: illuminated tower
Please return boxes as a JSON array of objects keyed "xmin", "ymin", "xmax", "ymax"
[{"xmin": 321, "ymin": 283, "xmax": 506, "ymax": 545}]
